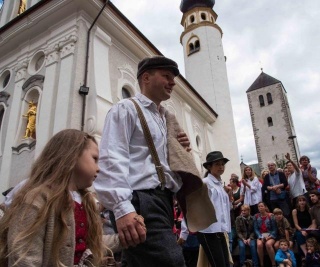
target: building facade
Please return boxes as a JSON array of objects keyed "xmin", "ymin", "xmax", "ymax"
[
  {"xmin": 0, "ymin": 0, "xmax": 240, "ymax": 197},
  {"xmin": 246, "ymin": 71, "xmax": 300, "ymax": 171}
]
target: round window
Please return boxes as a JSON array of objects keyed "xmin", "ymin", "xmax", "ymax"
[{"xmin": 0, "ymin": 70, "xmax": 11, "ymax": 90}]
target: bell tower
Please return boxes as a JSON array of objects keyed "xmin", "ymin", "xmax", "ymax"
[{"xmin": 180, "ymin": 0, "xmax": 240, "ymax": 175}]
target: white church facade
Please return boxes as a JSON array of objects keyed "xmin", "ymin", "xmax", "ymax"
[{"xmin": 0, "ymin": 0, "xmax": 239, "ymax": 197}]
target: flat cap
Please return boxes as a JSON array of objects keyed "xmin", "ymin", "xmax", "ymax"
[{"xmin": 137, "ymin": 56, "xmax": 180, "ymax": 78}]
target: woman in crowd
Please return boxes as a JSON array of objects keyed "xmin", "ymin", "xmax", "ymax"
[
  {"xmin": 292, "ymin": 195, "xmax": 312, "ymax": 257},
  {"xmin": 197, "ymin": 151, "xmax": 231, "ymax": 267},
  {"xmin": 254, "ymin": 202, "xmax": 277, "ymax": 267},
  {"xmin": 242, "ymin": 166, "xmax": 262, "ymax": 215}
]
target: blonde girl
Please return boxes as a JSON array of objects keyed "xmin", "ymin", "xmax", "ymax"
[
  {"xmin": 0, "ymin": 129, "xmax": 104, "ymax": 266},
  {"xmin": 241, "ymin": 166, "xmax": 262, "ymax": 215}
]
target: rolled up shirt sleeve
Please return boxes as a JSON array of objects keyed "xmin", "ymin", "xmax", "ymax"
[{"xmin": 94, "ymin": 101, "xmax": 136, "ymax": 220}]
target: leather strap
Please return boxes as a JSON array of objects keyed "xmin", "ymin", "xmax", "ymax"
[{"xmin": 129, "ymin": 98, "xmax": 166, "ymax": 190}]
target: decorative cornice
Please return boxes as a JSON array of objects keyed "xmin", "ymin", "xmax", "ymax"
[
  {"xmin": 44, "ymin": 44, "xmax": 60, "ymax": 66},
  {"xmin": 59, "ymin": 34, "xmax": 77, "ymax": 59},
  {"xmin": 12, "ymin": 139, "xmax": 36, "ymax": 154},
  {"xmin": 14, "ymin": 61, "xmax": 28, "ymax": 82}
]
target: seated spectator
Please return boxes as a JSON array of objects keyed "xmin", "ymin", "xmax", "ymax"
[
  {"xmin": 235, "ymin": 205, "xmax": 259, "ymax": 267},
  {"xmin": 263, "ymin": 161, "xmax": 290, "ymax": 218},
  {"xmin": 305, "ymin": 237, "xmax": 320, "ymax": 267},
  {"xmin": 275, "ymin": 239, "xmax": 296, "ymax": 267},
  {"xmin": 273, "ymin": 208, "xmax": 294, "ymax": 250},
  {"xmin": 242, "ymin": 166, "xmax": 262, "ymax": 215},
  {"xmin": 309, "ymin": 190, "xmax": 320, "ymax": 241},
  {"xmin": 254, "ymin": 202, "xmax": 277, "ymax": 267},
  {"xmin": 300, "ymin": 156, "xmax": 318, "ymax": 197},
  {"xmin": 285, "ymin": 153, "xmax": 307, "ymax": 208},
  {"xmin": 292, "ymin": 195, "xmax": 312, "ymax": 257}
]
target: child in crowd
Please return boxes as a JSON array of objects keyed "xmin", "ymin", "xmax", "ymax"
[
  {"xmin": 305, "ymin": 237, "xmax": 320, "ymax": 267},
  {"xmin": 273, "ymin": 208, "xmax": 294, "ymax": 250},
  {"xmin": 0, "ymin": 129, "xmax": 127, "ymax": 266},
  {"xmin": 275, "ymin": 239, "xmax": 296, "ymax": 267}
]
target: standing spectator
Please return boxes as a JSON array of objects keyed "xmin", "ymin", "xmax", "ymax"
[
  {"xmin": 273, "ymin": 208, "xmax": 294, "ymax": 250},
  {"xmin": 235, "ymin": 205, "xmax": 259, "ymax": 267},
  {"xmin": 309, "ymin": 191, "xmax": 320, "ymax": 242},
  {"xmin": 285, "ymin": 153, "xmax": 307, "ymax": 207},
  {"xmin": 300, "ymin": 156, "xmax": 318, "ymax": 196},
  {"xmin": 242, "ymin": 166, "xmax": 262, "ymax": 215},
  {"xmin": 261, "ymin": 169, "xmax": 270, "ymax": 206},
  {"xmin": 292, "ymin": 195, "xmax": 312, "ymax": 257},
  {"xmin": 230, "ymin": 175, "xmax": 243, "ymax": 217},
  {"xmin": 254, "ymin": 202, "xmax": 277, "ymax": 267},
  {"xmin": 262, "ymin": 161, "xmax": 290, "ymax": 218},
  {"xmin": 275, "ymin": 239, "xmax": 296, "ymax": 267},
  {"xmin": 177, "ymin": 218, "xmax": 199, "ymax": 267},
  {"xmin": 305, "ymin": 237, "xmax": 320, "ymax": 267},
  {"xmin": 197, "ymin": 151, "xmax": 231, "ymax": 267}
]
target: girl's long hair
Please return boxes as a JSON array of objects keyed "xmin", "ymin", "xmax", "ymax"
[
  {"xmin": 0, "ymin": 129, "xmax": 104, "ymax": 266},
  {"xmin": 242, "ymin": 166, "xmax": 257, "ymax": 180}
]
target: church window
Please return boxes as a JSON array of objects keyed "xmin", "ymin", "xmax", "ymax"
[
  {"xmin": 187, "ymin": 37, "xmax": 200, "ymax": 56},
  {"xmin": 195, "ymin": 40, "xmax": 200, "ymax": 51},
  {"xmin": 0, "ymin": 70, "xmax": 11, "ymax": 90},
  {"xmin": 201, "ymin": 13, "xmax": 206, "ymax": 21},
  {"xmin": 267, "ymin": 117, "xmax": 273, "ymax": 127},
  {"xmin": 267, "ymin": 93, "xmax": 273, "ymax": 104},
  {"xmin": 190, "ymin": 15, "xmax": 195, "ymax": 23},
  {"xmin": 122, "ymin": 87, "xmax": 131, "ymax": 99},
  {"xmin": 0, "ymin": 106, "xmax": 4, "ymax": 132},
  {"xmin": 259, "ymin": 95, "xmax": 265, "ymax": 107}
]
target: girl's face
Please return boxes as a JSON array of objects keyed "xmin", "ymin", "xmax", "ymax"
[
  {"xmin": 208, "ymin": 160, "xmax": 225, "ymax": 177},
  {"xmin": 70, "ymin": 140, "xmax": 100, "ymax": 190},
  {"xmin": 307, "ymin": 244, "xmax": 315, "ymax": 253},
  {"xmin": 298, "ymin": 197, "xmax": 307, "ymax": 208},
  {"xmin": 245, "ymin": 168, "xmax": 252, "ymax": 177},
  {"xmin": 258, "ymin": 203, "xmax": 266, "ymax": 213}
]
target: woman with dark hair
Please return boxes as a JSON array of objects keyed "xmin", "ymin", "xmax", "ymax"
[
  {"xmin": 292, "ymin": 195, "xmax": 312, "ymax": 257},
  {"xmin": 197, "ymin": 151, "xmax": 231, "ymax": 267}
]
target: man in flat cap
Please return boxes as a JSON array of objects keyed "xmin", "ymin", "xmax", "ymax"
[{"xmin": 95, "ymin": 56, "xmax": 190, "ymax": 266}]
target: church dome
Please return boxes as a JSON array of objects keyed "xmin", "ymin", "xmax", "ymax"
[{"xmin": 180, "ymin": 0, "xmax": 215, "ymax": 13}]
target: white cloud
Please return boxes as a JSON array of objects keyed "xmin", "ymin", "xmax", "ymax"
[{"xmin": 111, "ymin": 0, "xmax": 320, "ymax": 173}]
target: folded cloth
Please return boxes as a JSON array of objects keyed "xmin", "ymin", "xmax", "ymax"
[{"xmin": 165, "ymin": 110, "xmax": 216, "ymax": 232}]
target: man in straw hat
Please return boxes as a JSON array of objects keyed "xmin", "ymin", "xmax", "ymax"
[{"xmin": 95, "ymin": 56, "xmax": 215, "ymax": 266}]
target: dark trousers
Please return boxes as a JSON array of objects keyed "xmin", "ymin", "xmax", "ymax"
[
  {"xmin": 122, "ymin": 188, "xmax": 185, "ymax": 267},
  {"xmin": 197, "ymin": 232, "xmax": 230, "ymax": 267}
]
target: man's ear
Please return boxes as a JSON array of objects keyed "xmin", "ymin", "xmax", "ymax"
[{"xmin": 141, "ymin": 72, "xmax": 151, "ymax": 84}]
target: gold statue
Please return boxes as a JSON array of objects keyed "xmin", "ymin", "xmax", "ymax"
[
  {"xmin": 22, "ymin": 101, "xmax": 37, "ymax": 139},
  {"xmin": 18, "ymin": 0, "xmax": 27, "ymax": 15}
]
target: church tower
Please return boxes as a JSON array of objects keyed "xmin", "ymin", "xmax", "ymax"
[
  {"xmin": 246, "ymin": 71, "xmax": 300, "ymax": 170},
  {"xmin": 180, "ymin": 0, "xmax": 240, "ymax": 175}
]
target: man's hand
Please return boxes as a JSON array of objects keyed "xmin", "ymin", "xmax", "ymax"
[
  {"xmin": 177, "ymin": 132, "xmax": 191, "ymax": 152},
  {"xmin": 116, "ymin": 212, "xmax": 147, "ymax": 249},
  {"xmin": 285, "ymin": 152, "xmax": 291, "ymax": 160},
  {"xmin": 177, "ymin": 237, "xmax": 185, "ymax": 246}
]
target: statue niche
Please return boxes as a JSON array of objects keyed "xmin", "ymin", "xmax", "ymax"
[{"xmin": 22, "ymin": 101, "xmax": 37, "ymax": 139}]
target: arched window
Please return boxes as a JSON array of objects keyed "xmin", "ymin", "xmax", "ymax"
[
  {"xmin": 267, "ymin": 117, "xmax": 273, "ymax": 127},
  {"xmin": 267, "ymin": 93, "xmax": 273, "ymax": 104},
  {"xmin": 122, "ymin": 87, "xmax": 131, "ymax": 99},
  {"xmin": 0, "ymin": 105, "xmax": 4, "ymax": 132},
  {"xmin": 195, "ymin": 40, "xmax": 200, "ymax": 51},
  {"xmin": 259, "ymin": 95, "xmax": 265, "ymax": 107},
  {"xmin": 190, "ymin": 15, "xmax": 195, "ymax": 23},
  {"xmin": 201, "ymin": 13, "xmax": 206, "ymax": 20}
]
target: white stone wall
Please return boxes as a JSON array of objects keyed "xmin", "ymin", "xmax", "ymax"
[
  {"xmin": 181, "ymin": 12, "xmax": 240, "ymax": 180},
  {"xmin": 247, "ymin": 83, "xmax": 298, "ymax": 170}
]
